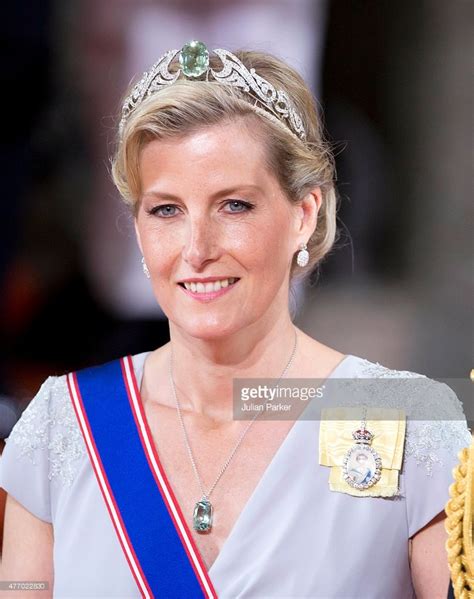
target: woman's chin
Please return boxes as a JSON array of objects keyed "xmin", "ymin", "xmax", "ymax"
[{"xmin": 172, "ymin": 318, "xmax": 244, "ymax": 341}]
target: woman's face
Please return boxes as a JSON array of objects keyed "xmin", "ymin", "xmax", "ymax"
[{"xmin": 135, "ymin": 119, "xmax": 317, "ymax": 340}]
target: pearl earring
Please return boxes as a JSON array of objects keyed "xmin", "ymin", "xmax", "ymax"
[
  {"xmin": 296, "ymin": 243, "xmax": 309, "ymax": 268},
  {"xmin": 141, "ymin": 257, "xmax": 150, "ymax": 278}
]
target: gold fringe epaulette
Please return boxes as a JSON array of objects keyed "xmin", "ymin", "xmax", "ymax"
[{"xmin": 445, "ymin": 438, "xmax": 474, "ymax": 598}]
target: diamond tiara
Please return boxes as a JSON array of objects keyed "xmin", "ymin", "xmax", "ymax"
[{"xmin": 119, "ymin": 40, "xmax": 307, "ymax": 142}]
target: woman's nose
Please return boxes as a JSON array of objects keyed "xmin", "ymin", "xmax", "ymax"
[{"xmin": 181, "ymin": 217, "xmax": 219, "ymax": 269}]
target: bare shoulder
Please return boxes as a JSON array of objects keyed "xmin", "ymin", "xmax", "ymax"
[
  {"xmin": 143, "ymin": 342, "xmax": 171, "ymax": 370},
  {"xmin": 139, "ymin": 342, "xmax": 173, "ymax": 409},
  {"xmin": 295, "ymin": 328, "xmax": 346, "ymax": 378}
]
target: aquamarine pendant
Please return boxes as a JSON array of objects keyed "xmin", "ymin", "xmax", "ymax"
[{"xmin": 193, "ymin": 497, "xmax": 213, "ymax": 533}]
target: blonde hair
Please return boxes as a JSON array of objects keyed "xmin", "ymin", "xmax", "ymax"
[{"xmin": 111, "ymin": 50, "xmax": 339, "ymax": 281}]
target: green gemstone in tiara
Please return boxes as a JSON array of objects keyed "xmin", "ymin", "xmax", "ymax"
[{"xmin": 179, "ymin": 40, "xmax": 209, "ymax": 78}]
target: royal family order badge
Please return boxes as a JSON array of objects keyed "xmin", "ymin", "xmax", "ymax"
[
  {"xmin": 319, "ymin": 407, "xmax": 406, "ymax": 497},
  {"xmin": 342, "ymin": 420, "xmax": 382, "ymax": 490}
]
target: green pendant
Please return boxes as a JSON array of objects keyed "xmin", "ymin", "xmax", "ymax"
[
  {"xmin": 179, "ymin": 40, "xmax": 209, "ymax": 78},
  {"xmin": 193, "ymin": 497, "xmax": 213, "ymax": 533}
]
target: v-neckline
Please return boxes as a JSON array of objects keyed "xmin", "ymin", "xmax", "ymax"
[{"xmin": 131, "ymin": 351, "xmax": 354, "ymax": 577}]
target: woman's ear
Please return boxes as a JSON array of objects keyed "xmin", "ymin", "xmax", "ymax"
[{"xmin": 294, "ymin": 188, "xmax": 322, "ymax": 240}]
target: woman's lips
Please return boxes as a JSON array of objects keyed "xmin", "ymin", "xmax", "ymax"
[{"xmin": 178, "ymin": 279, "xmax": 239, "ymax": 302}]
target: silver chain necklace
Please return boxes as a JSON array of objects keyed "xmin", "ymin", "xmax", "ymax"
[{"xmin": 168, "ymin": 327, "xmax": 298, "ymax": 534}]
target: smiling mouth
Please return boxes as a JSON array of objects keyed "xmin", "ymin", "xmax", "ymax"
[{"xmin": 178, "ymin": 277, "xmax": 240, "ymax": 294}]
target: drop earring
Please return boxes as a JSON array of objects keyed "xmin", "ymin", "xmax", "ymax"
[
  {"xmin": 141, "ymin": 257, "xmax": 151, "ymax": 279},
  {"xmin": 296, "ymin": 243, "xmax": 309, "ymax": 268}
]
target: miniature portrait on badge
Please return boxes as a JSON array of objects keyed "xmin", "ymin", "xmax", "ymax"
[{"xmin": 342, "ymin": 445, "xmax": 382, "ymax": 489}]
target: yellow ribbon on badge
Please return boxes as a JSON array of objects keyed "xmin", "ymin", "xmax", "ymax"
[{"xmin": 319, "ymin": 407, "xmax": 406, "ymax": 497}]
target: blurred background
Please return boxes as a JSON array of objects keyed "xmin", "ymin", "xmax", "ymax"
[{"xmin": 0, "ymin": 0, "xmax": 472, "ymax": 440}]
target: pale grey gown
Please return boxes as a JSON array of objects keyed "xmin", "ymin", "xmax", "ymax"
[{"xmin": 0, "ymin": 352, "xmax": 471, "ymax": 598}]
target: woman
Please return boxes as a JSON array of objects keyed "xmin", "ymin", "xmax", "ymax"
[{"xmin": 0, "ymin": 41, "xmax": 470, "ymax": 598}]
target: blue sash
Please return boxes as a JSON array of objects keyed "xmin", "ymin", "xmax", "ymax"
[{"xmin": 67, "ymin": 356, "xmax": 218, "ymax": 599}]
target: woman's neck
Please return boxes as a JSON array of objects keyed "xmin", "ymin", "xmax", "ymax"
[{"xmin": 158, "ymin": 314, "xmax": 298, "ymax": 422}]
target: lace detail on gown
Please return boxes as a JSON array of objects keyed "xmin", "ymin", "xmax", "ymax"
[
  {"xmin": 7, "ymin": 376, "xmax": 86, "ymax": 486},
  {"xmin": 347, "ymin": 358, "xmax": 472, "ymax": 475}
]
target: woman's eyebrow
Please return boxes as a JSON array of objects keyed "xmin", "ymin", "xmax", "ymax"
[
  {"xmin": 142, "ymin": 185, "xmax": 264, "ymax": 202},
  {"xmin": 142, "ymin": 190, "xmax": 181, "ymax": 202},
  {"xmin": 210, "ymin": 185, "xmax": 265, "ymax": 198}
]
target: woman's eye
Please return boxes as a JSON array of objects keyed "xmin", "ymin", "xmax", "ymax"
[
  {"xmin": 149, "ymin": 205, "xmax": 179, "ymax": 218},
  {"xmin": 147, "ymin": 200, "xmax": 254, "ymax": 217},
  {"xmin": 224, "ymin": 200, "xmax": 254, "ymax": 213}
]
